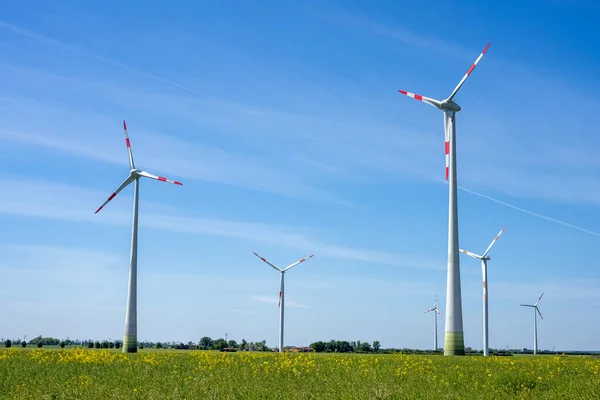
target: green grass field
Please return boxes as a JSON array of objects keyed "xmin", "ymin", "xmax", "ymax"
[{"xmin": 1, "ymin": 348, "xmax": 599, "ymax": 399}]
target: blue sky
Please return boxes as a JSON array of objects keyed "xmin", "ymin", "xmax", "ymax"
[{"xmin": 1, "ymin": 0, "xmax": 599, "ymax": 351}]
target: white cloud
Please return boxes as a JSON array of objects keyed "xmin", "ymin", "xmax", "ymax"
[
  {"xmin": 249, "ymin": 295, "xmax": 309, "ymax": 309},
  {"xmin": 0, "ymin": 177, "xmax": 442, "ymax": 270}
]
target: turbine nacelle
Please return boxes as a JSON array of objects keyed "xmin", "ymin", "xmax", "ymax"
[{"xmin": 440, "ymin": 100, "xmax": 461, "ymax": 112}]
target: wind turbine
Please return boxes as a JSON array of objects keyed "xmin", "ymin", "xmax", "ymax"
[
  {"xmin": 424, "ymin": 295, "xmax": 442, "ymax": 351},
  {"xmin": 95, "ymin": 120, "xmax": 182, "ymax": 353},
  {"xmin": 460, "ymin": 227, "xmax": 505, "ymax": 357},
  {"xmin": 398, "ymin": 43, "xmax": 491, "ymax": 355},
  {"xmin": 520, "ymin": 293, "xmax": 544, "ymax": 354},
  {"xmin": 253, "ymin": 252, "xmax": 314, "ymax": 353}
]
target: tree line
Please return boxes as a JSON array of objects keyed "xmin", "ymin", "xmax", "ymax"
[
  {"xmin": 308, "ymin": 340, "xmax": 381, "ymax": 353},
  {"xmin": 1, "ymin": 336, "xmax": 273, "ymax": 352},
  {"xmin": 4, "ymin": 336, "xmax": 598, "ymax": 356}
]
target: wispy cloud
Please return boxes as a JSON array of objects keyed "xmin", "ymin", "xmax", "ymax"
[
  {"xmin": 249, "ymin": 295, "xmax": 309, "ymax": 309},
  {"xmin": 1, "ymin": 22, "xmax": 599, "ymax": 234},
  {"xmin": 0, "ymin": 94, "xmax": 350, "ymax": 206},
  {"xmin": 0, "ymin": 21, "xmax": 202, "ymax": 96},
  {"xmin": 301, "ymin": 2, "xmax": 471, "ymax": 58},
  {"xmin": 0, "ymin": 245, "xmax": 124, "ymax": 307},
  {"xmin": 492, "ymin": 279, "xmax": 600, "ymax": 300},
  {"xmin": 0, "ymin": 177, "xmax": 443, "ymax": 270}
]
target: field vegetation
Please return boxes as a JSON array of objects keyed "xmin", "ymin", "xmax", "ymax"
[{"xmin": 1, "ymin": 347, "xmax": 599, "ymax": 399}]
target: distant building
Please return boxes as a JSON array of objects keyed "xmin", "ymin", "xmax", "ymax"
[{"xmin": 284, "ymin": 346, "xmax": 314, "ymax": 353}]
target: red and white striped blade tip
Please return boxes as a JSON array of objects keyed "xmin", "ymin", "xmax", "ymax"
[
  {"xmin": 300, "ymin": 254, "xmax": 315, "ymax": 262},
  {"xmin": 398, "ymin": 90, "xmax": 424, "ymax": 101},
  {"xmin": 94, "ymin": 192, "xmax": 117, "ymax": 214},
  {"xmin": 157, "ymin": 176, "xmax": 183, "ymax": 185},
  {"xmin": 466, "ymin": 43, "xmax": 492, "ymax": 76}
]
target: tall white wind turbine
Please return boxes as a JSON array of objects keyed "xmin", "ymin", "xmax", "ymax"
[
  {"xmin": 460, "ymin": 227, "xmax": 505, "ymax": 356},
  {"xmin": 253, "ymin": 252, "xmax": 314, "ymax": 353},
  {"xmin": 95, "ymin": 120, "xmax": 183, "ymax": 353},
  {"xmin": 520, "ymin": 293, "xmax": 544, "ymax": 354},
  {"xmin": 398, "ymin": 43, "xmax": 491, "ymax": 355},
  {"xmin": 424, "ymin": 295, "xmax": 443, "ymax": 351}
]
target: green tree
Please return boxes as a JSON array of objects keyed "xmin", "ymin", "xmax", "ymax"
[
  {"xmin": 309, "ymin": 341, "xmax": 326, "ymax": 352},
  {"xmin": 59, "ymin": 341, "xmax": 66, "ymax": 348},
  {"xmin": 37, "ymin": 342, "xmax": 43, "ymax": 348},
  {"xmin": 199, "ymin": 337, "xmax": 213, "ymax": 350},
  {"xmin": 213, "ymin": 338, "xmax": 227, "ymax": 351},
  {"xmin": 327, "ymin": 340, "xmax": 337, "ymax": 352},
  {"xmin": 156, "ymin": 342, "xmax": 163, "ymax": 349},
  {"xmin": 4, "ymin": 339, "xmax": 11, "ymax": 348},
  {"xmin": 373, "ymin": 341, "xmax": 381, "ymax": 352},
  {"xmin": 358, "ymin": 342, "xmax": 371, "ymax": 352},
  {"xmin": 240, "ymin": 339, "xmax": 247, "ymax": 351},
  {"xmin": 21, "ymin": 341, "xmax": 27, "ymax": 348},
  {"xmin": 227, "ymin": 340, "xmax": 238, "ymax": 348},
  {"xmin": 340, "ymin": 341, "xmax": 353, "ymax": 353}
]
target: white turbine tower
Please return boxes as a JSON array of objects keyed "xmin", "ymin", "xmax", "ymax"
[
  {"xmin": 424, "ymin": 295, "xmax": 442, "ymax": 352},
  {"xmin": 253, "ymin": 252, "xmax": 314, "ymax": 353},
  {"xmin": 398, "ymin": 43, "xmax": 491, "ymax": 355},
  {"xmin": 95, "ymin": 120, "xmax": 183, "ymax": 353},
  {"xmin": 520, "ymin": 293, "xmax": 544, "ymax": 354},
  {"xmin": 460, "ymin": 227, "xmax": 505, "ymax": 357}
]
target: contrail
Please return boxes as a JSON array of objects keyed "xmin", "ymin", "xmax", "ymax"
[
  {"xmin": 407, "ymin": 165, "xmax": 600, "ymax": 238},
  {"xmin": 3, "ymin": 21, "xmax": 599, "ymax": 238},
  {"xmin": 0, "ymin": 21, "xmax": 201, "ymax": 96},
  {"xmin": 457, "ymin": 185, "xmax": 600, "ymax": 237}
]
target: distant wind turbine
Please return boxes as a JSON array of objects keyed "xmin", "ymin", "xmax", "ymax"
[
  {"xmin": 95, "ymin": 120, "xmax": 183, "ymax": 353},
  {"xmin": 460, "ymin": 227, "xmax": 505, "ymax": 356},
  {"xmin": 398, "ymin": 43, "xmax": 491, "ymax": 355},
  {"xmin": 253, "ymin": 252, "xmax": 314, "ymax": 353},
  {"xmin": 520, "ymin": 293, "xmax": 544, "ymax": 354},
  {"xmin": 424, "ymin": 295, "xmax": 442, "ymax": 351}
]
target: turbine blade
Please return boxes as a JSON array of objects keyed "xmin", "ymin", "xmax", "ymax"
[
  {"xmin": 283, "ymin": 254, "xmax": 314, "ymax": 272},
  {"xmin": 460, "ymin": 248, "xmax": 482, "ymax": 259},
  {"xmin": 138, "ymin": 170, "xmax": 183, "ymax": 185},
  {"xmin": 434, "ymin": 294, "xmax": 438, "ymax": 307},
  {"xmin": 123, "ymin": 120, "xmax": 135, "ymax": 170},
  {"xmin": 398, "ymin": 90, "xmax": 442, "ymax": 109},
  {"xmin": 536, "ymin": 307, "xmax": 544, "ymax": 320},
  {"xmin": 94, "ymin": 175, "xmax": 135, "ymax": 214},
  {"xmin": 446, "ymin": 43, "xmax": 491, "ymax": 102},
  {"xmin": 520, "ymin": 304, "xmax": 534, "ymax": 307},
  {"xmin": 253, "ymin": 252, "xmax": 281, "ymax": 272},
  {"xmin": 534, "ymin": 292, "xmax": 544, "ymax": 306},
  {"xmin": 444, "ymin": 135, "xmax": 449, "ymax": 181},
  {"xmin": 481, "ymin": 226, "xmax": 506, "ymax": 258},
  {"xmin": 278, "ymin": 276, "xmax": 283, "ymax": 308}
]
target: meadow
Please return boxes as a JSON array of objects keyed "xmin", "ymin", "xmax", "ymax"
[{"xmin": 1, "ymin": 348, "xmax": 599, "ymax": 399}]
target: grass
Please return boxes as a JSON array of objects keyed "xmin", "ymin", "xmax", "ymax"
[{"xmin": 1, "ymin": 348, "xmax": 599, "ymax": 399}]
